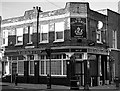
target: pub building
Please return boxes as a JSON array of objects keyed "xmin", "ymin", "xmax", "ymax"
[{"xmin": 2, "ymin": 2, "xmax": 120, "ymax": 87}]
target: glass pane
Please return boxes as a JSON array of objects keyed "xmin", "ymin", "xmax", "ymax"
[
  {"xmin": 16, "ymin": 28, "xmax": 23, "ymax": 36},
  {"xmin": 46, "ymin": 61, "xmax": 50, "ymax": 74},
  {"xmin": 63, "ymin": 60, "xmax": 67, "ymax": 75},
  {"xmin": 41, "ymin": 33, "xmax": 47, "ymax": 41},
  {"xmin": 41, "ymin": 24, "xmax": 48, "ymax": 33},
  {"xmin": 55, "ymin": 22, "xmax": 64, "ymax": 32},
  {"xmin": 30, "ymin": 61, "xmax": 34, "ymax": 74},
  {"xmin": 3, "ymin": 38, "xmax": 5, "ymax": 44},
  {"xmin": 56, "ymin": 31, "xmax": 63, "ymax": 39},
  {"xmin": 18, "ymin": 61, "xmax": 24, "ymax": 74},
  {"xmin": 17, "ymin": 36, "xmax": 23, "ymax": 43},
  {"xmin": 41, "ymin": 61, "xmax": 44, "ymax": 74}
]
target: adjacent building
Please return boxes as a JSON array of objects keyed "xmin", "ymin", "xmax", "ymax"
[
  {"xmin": 0, "ymin": 16, "xmax": 2, "ymax": 78},
  {"xmin": 1, "ymin": 2, "xmax": 120, "ymax": 86}
]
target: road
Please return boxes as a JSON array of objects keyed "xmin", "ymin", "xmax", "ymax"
[
  {"xmin": 1, "ymin": 85, "xmax": 120, "ymax": 91},
  {"xmin": 0, "ymin": 82, "xmax": 120, "ymax": 91}
]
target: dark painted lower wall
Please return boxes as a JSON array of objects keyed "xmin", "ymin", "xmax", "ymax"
[{"xmin": 2, "ymin": 75, "xmax": 70, "ymax": 86}]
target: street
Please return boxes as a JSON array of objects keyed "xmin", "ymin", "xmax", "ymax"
[{"xmin": 1, "ymin": 82, "xmax": 120, "ymax": 91}]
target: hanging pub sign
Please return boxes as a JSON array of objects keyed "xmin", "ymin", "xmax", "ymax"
[{"xmin": 71, "ymin": 18, "xmax": 86, "ymax": 38}]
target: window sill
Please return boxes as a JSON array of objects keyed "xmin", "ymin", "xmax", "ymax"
[
  {"xmin": 39, "ymin": 41, "xmax": 49, "ymax": 44},
  {"xmin": 27, "ymin": 42, "xmax": 33, "ymax": 45},
  {"xmin": 15, "ymin": 43, "xmax": 23, "ymax": 46},
  {"xmin": 97, "ymin": 41, "xmax": 103, "ymax": 44},
  {"xmin": 29, "ymin": 74, "xmax": 34, "ymax": 76},
  {"xmin": 54, "ymin": 39, "xmax": 64, "ymax": 43},
  {"xmin": 18, "ymin": 74, "xmax": 24, "ymax": 76}
]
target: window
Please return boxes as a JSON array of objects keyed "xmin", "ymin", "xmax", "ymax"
[
  {"xmin": 63, "ymin": 60, "xmax": 67, "ymax": 75},
  {"xmin": 40, "ymin": 24, "xmax": 49, "ymax": 43},
  {"xmin": 40, "ymin": 61, "xmax": 44, "ymax": 75},
  {"xmin": 18, "ymin": 61, "xmax": 24, "ymax": 75},
  {"xmin": 28, "ymin": 26, "xmax": 33, "ymax": 43},
  {"xmin": 96, "ymin": 30, "xmax": 102, "ymax": 43},
  {"xmin": 112, "ymin": 30, "xmax": 117, "ymax": 48},
  {"xmin": 39, "ymin": 54, "xmax": 67, "ymax": 76},
  {"xmin": 29, "ymin": 61, "xmax": 34, "ymax": 75},
  {"xmin": 16, "ymin": 28, "xmax": 23, "ymax": 44},
  {"xmin": 46, "ymin": 60, "xmax": 61, "ymax": 75},
  {"xmin": 27, "ymin": 55, "xmax": 34, "ymax": 60},
  {"xmin": 55, "ymin": 22, "xmax": 64, "ymax": 42},
  {"xmin": 3, "ymin": 30, "xmax": 8, "ymax": 46}
]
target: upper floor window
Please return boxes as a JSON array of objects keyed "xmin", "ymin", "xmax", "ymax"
[
  {"xmin": 96, "ymin": 30, "xmax": 102, "ymax": 43},
  {"xmin": 55, "ymin": 22, "xmax": 64, "ymax": 42},
  {"xmin": 28, "ymin": 26, "xmax": 33, "ymax": 44},
  {"xmin": 16, "ymin": 28, "xmax": 23, "ymax": 45},
  {"xmin": 2, "ymin": 30, "xmax": 8, "ymax": 46},
  {"xmin": 40, "ymin": 24, "xmax": 49, "ymax": 43},
  {"xmin": 96, "ymin": 21, "xmax": 103, "ymax": 44},
  {"xmin": 112, "ymin": 30, "xmax": 117, "ymax": 49}
]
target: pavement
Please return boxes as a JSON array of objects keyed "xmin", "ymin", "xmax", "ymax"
[{"xmin": 0, "ymin": 82, "xmax": 119, "ymax": 90}]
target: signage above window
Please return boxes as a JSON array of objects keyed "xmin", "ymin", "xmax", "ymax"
[{"xmin": 71, "ymin": 18, "xmax": 86, "ymax": 38}]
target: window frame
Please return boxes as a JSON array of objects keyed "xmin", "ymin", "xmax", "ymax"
[
  {"xmin": 96, "ymin": 30, "xmax": 102, "ymax": 43},
  {"xmin": 29, "ymin": 60, "xmax": 34, "ymax": 76},
  {"xmin": 17, "ymin": 60, "xmax": 24, "ymax": 75},
  {"xmin": 54, "ymin": 22, "xmax": 64, "ymax": 42},
  {"xmin": 16, "ymin": 28, "xmax": 23, "ymax": 45},
  {"xmin": 2, "ymin": 30, "xmax": 8, "ymax": 46},
  {"xmin": 27, "ymin": 26, "xmax": 33, "ymax": 44},
  {"xmin": 112, "ymin": 30, "xmax": 117, "ymax": 49},
  {"xmin": 40, "ymin": 24, "xmax": 49, "ymax": 43},
  {"xmin": 39, "ymin": 54, "xmax": 67, "ymax": 76}
]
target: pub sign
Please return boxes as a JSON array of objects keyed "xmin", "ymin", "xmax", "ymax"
[{"xmin": 71, "ymin": 18, "xmax": 86, "ymax": 38}]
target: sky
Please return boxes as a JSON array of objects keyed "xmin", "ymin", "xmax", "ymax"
[{"xmin": 0, "ymin": 0, "xmax": 120, "ymax": 19}]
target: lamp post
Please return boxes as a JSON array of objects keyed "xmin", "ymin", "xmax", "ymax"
[
  {"xmin": 45, "ymin": 48, "xmax": 52, "ymax": 89},
  {"xmin": 36, "ymin": 6, "xmax": 42, "ymax": 48}
]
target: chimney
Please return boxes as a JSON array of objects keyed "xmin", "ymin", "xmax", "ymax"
[{"xmin": 33, "ymin": 6, "xmax": 42, "ymax": 12}]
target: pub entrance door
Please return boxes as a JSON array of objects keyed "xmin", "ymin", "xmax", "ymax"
[{"xmin": 75, "ymin": 61, "xmax": 84, "ymax": 86}]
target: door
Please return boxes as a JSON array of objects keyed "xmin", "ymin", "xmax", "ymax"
[
  {"xmin": 24, "ymin": 61, "xmax": 29, "ymax": 83},
  {"xmin": 75, "ymin": 61, "xmax": 84, "ymax": 86},
  {"xmin": 12, "ymin": 63, "xmax": 17, "ymax": 82}
]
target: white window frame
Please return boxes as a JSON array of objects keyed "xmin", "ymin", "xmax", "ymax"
[
  {"xmin": 54, "ymin": 22, "xmax": 64, "ymax": 42},
  {"xmin": 40, "ymin": 24, "xmax": 49, "ymax": 43},
  {"xmin": 2, "ymin": 30, "xmax": 8, "ymax": 46},
  {"xmin": 96, "ymin": 30, "xmax": 102, "ymax": 43},
  {"xmin": 16, "ymin": 28, "xmax": 23, "ymax": 45},
  {"xmin": 27, "ymin": 26, "xmax": 33, "ymax": 44},
  {"xmin": 17, "ymin": 60, "xmax": 24, "ymax": 75},
  {"xmin": 112, "ymin": 30, "xmax": 117, "ymax": 49},
  {"xmin": 29, "ymin": 60, "xmax": 34, "ymax": 76},
  {"xmin": 39, "ymin": 54, "xmax": 67, "ymax": 77}
]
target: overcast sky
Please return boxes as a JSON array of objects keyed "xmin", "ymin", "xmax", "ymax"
[{"xmin": 0, "ymin": 0, "xmax": 120, "ymax": 19}]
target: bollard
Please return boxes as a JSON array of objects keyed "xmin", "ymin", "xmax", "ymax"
[
  {"xmin": 47, "ymin": 74, "xmax": 51, "ymax": 89},
  {"xmin": 15, "ymin": 73, "xmax": 18, "ymax": 86}
]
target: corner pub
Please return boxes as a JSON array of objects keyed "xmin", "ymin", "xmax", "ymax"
[{"xmin": 2, "ymin": 2, "xmax": 112, "ymax": 87}]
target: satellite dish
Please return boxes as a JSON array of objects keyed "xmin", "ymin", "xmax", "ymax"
[{"xmin": 98, "ymin": 21, "xmax": 103, "ymax": 29}]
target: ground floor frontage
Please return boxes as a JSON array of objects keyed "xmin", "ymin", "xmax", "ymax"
[{"xmin": 2, "ymin": 46, "xmax": 116, "ymax": 86}]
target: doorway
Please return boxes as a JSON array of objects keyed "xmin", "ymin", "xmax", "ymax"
[
  {"xmin": 12, "ymin": 63, "xmax": 17, "ymax": 82},
  {"xmin": 75, "ymin": 61, "xmax": 84, "ymax": 86}
]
